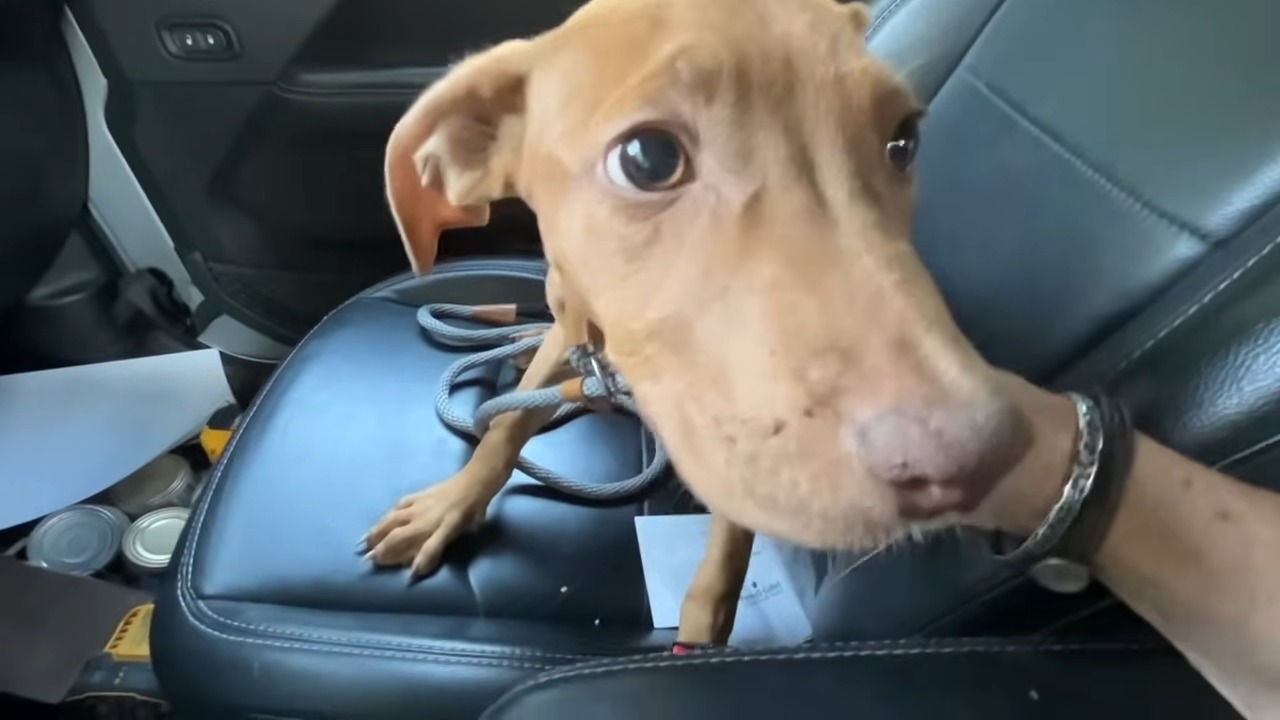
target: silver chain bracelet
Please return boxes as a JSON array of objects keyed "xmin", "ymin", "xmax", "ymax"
[{"xmin": 997, "ymin": 392, "xmax": 1104, "ymax": 565}]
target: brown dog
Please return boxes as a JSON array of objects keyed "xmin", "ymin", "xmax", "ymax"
[{"xmin": 363, "ymin": 0, "xmax": 1030, "ymax": 646}]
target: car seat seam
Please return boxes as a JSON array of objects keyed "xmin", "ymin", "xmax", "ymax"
[
  {"xmin": 1104, "ymin": 232, "xmax": 1280, "ymax": 383},
  {"xmin": 866, "ymin": 0, "xmax": 915, "ymax": 39},
  {"xmin": 1215, "ymin": 431, "xmax": 1280, "ymax": 474},
  {"xmin": 958, "ymin": 68, "xmax": 1210, "ymax": 245},
  {"xmin": 496, "ymin": 640, "xmax": 1170, "ymax": 700},
  {"xmin": 174, "ymin": 583, "xmax": 557, "ymax": 669}
]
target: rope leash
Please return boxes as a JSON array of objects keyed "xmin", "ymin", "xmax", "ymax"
[{"xmin": 418, "ymin": 303, "xmax": 672, "ymax": 501}]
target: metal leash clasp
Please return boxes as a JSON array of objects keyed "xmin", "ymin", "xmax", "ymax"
[{"xmin": 576, "ymin": 343, "xmax": 628, "ymax": 406}]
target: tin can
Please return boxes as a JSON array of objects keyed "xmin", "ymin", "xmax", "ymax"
[
  {"xmin": 121, "ymin": 507, "xmax": 190, "ymax": 575},
  {"xmin": 108, "ymin": 453, "xmax": 198, "ymax": 517},
  {"xmin": 26, "ymin": 504, "xmax": 129, "ymax": 576},
  {"xmin": 192, "ymin": 467, "xmax": 212, "ymax": 505}
]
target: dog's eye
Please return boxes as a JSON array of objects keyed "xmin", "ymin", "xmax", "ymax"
[
  {"xmin": 886, "ymin": 115, "xmax": 921, "ymax": 172},
  {"xmin": 604, "ymin": 128, "xmax": 690, "ymax": 192}
]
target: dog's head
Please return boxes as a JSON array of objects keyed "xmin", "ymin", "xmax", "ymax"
[{"xmin": 386, "ymin": 0, "xmax": 1030, "ymax": 549}]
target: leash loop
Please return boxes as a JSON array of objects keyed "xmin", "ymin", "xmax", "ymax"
[{"xmin": 418, "ymin": 302, "xmax": 670, "ymax": 501}]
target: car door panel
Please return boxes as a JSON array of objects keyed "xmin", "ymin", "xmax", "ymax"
[{"xmin": 66, "ymin": 0, "xmax": 582, "ymax": 343}]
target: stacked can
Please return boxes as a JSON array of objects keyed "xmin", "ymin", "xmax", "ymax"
[{"xmin": 110, "ymin": 454, "xmax": 198, "ymax": 576}]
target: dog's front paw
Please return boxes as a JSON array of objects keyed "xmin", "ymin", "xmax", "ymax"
[{"xmin": 361, "ymin": 475, "xmax": 496, "ymax": 580}]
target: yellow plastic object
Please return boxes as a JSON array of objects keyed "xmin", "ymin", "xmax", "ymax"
[
  {"xmin": 200, "ymin": 427, "xmax": 233, "ymax": 464},
  {"xmin": 104, "ymin": 603, "xmax": 154, "ymax": 662},
  {"xmin": 200, "ymin": 405, "xmax": 241, "ymax": 463}
]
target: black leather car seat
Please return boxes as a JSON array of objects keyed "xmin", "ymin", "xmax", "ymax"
[
  {"xmin": 152, "ymin": 0, "xmax": 1280, "ymax": 716},
  {"xmin": 483, "ymin": 639, "xmax": 1242, "ymax": 719},
  {"xmin": 0, "ymin": 0, "xmax": 85, "ymax": 316}
]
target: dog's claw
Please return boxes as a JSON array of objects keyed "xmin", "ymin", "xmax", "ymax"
[{"xmin": 407, "ymin": 562, "xmax": 433, "ymax": 584}]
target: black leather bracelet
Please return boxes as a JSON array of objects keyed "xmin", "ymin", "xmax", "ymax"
[{"xmin": 1051, "ymin": 390, "xmax": 1135, "ymax": 565}]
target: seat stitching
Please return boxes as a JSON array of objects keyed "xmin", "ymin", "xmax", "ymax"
[
  {"xmin": 524, "ymin": 636, "xmax": 1163, "ymax": 674},
  {"xmin": 866, "ymin": 0, "xmax": 915, "ymax": 39},
  {"xmin": 1102, "ymin": 232, "xmax": 1280, "ymax": 383},
  {"xmin": 179, "ymin": 260, "xmax": 597, "ymax": 663},
  {"xmin": 958, "ymin": 69, "xmax": 1209, "ymax": 244},
  {"xmin": 173, "ymin": 585, "xmax": 555, "ymax": 670},
  {"xmin": 1214, "ymin": 431, "xmax": 1280, "ymax": 473},
  {"xmin": 496, "ymin": 641, "xmax": 1169, "ymax": 700}
]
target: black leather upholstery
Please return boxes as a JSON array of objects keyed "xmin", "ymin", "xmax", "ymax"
[
  {"xmin": 484, "ymin": 640, "xmax": 1242, "ymax": 719},
  {"xmin": 153, "ymin": 0, "xmax": 1280, "ymax": 716},
  {"xmin": 154, "ymin": 259, "xmax": 681, "ymax": 719}
]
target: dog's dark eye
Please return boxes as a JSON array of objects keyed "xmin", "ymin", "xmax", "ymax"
[
  {"xmin": 886, "ymin": 115, "xmax": 921, "ymax": 172},
  {"xmin": 604, "ymin": 128, "xmax": 690, "ymax": 192}
]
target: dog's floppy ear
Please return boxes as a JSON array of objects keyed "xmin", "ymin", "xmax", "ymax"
[{"xmin": 385, "ymin": 39, "xmax": 534, "ymax": 275}]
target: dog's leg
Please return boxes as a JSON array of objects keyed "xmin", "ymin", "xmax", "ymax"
[
  {"xmin": 364, "ymin": 321, "xmax": 574, "ymax": 579},
  {"xmin": 509, "ymin": 326, "xmax": 550, "ymax": 371},
  {"xmin": 677, "ymin": 515, "xmax": 755, "ymax": 646}
]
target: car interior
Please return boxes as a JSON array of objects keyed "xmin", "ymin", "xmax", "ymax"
[{"xmin": 1, "ymin": 0, "xmax": 1275, "ymax": 716}]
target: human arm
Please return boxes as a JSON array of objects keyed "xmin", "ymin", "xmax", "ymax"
[{"xmin": 971, "ymin": 374, "xmax": 1280, "ymax": 718}]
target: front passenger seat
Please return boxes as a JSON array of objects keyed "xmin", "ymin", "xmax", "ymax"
[{"xmin": 152, "ymin": 0, "xmax": 1279, "ymax": 717}]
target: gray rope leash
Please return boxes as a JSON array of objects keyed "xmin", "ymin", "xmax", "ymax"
[{"xmin": 418, "ymin": 303, "xmax": 671, "ymax": 501}]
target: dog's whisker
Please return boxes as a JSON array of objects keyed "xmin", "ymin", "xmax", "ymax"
[{"xmin": 824, "ymin": 546, "xmax": 885, "ymax": 586}]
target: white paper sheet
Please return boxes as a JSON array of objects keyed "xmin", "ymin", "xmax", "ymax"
[
  {"xmin": 0, "ymin": 349, "xmax": 234, "ymax": 529},
  {"xmin": 634, "ymin": 514, "xmax": 814, "ymax": 647}
]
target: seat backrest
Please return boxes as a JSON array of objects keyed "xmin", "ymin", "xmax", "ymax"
[
  {"xmin": 869, "ymin": 0, "xmax": 1280, "ymax": 485},
  {"xmin": 808, "ymin": 0, "xmax": 1280, "ymax": 642},
  {"xmin": 0, "ymin": 1, "xmax": 86, "ymax": 313}
]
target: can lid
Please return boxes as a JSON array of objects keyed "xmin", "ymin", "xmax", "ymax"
[
  {"xmin": 27, "ymin": 504, "xmax": 129, "ymax": 575},
  {"xmin": 109, "ymin": 454, "xmax": 195, "ymax": 516},
  {"xmin": 122, "ymin": 507, "xmax": 190, "ymax": 570}
]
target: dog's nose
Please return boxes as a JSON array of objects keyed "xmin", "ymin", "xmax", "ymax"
[{"xmin": 851, "ymin": 398, "xmax": 1029, "ymax": 520}]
